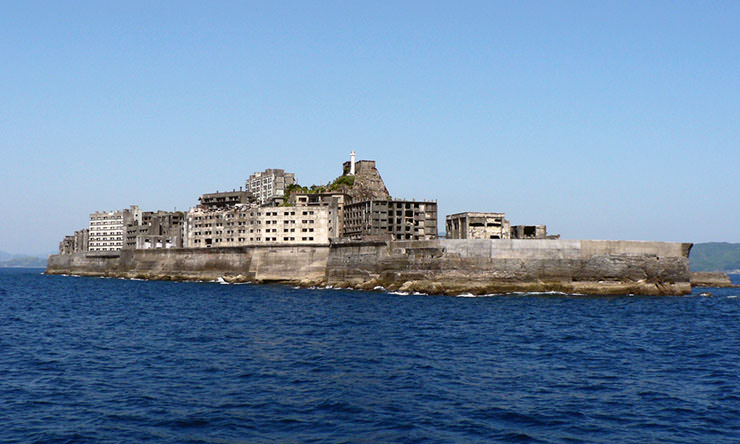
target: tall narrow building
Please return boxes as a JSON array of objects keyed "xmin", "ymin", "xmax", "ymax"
[{"xmin": 245, "ymin": 169, "xmax": 295, "ymax": 205}]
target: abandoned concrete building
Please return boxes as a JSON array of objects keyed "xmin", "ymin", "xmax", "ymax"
[
  {"xmin": 184, "ymin": 204, "xmax": 335, "ymax": 247},
  {"xmin": 199, "ymin": 189, "xmax": 256, "ymax": 209},
  {"xmin": 57, "ymin": 152, "xmax": 562, "ymax": 255},
  {"xmin": 292, "ymin": 192, "xmax": 349, "ymax": 237},
  {"xmin": 88, "ymin": 206, "xmax": 142, "ymax": 251},
  {"xmin": 58, "ymin": 229, "xmax": 89, "ymax": 255},
  {"xmin": 511, "ymin": 225, "xmax": 548, "ymax": 239},
  {"xmin": 343, "ymin": 199, "xmax": 438, "ymax": 241},
  {"xmin": 246, "ymin": 168, "xmax": 295, "ymax": 205},
  {"xmin": 124, "ymin": 211, "xmax": 184, "ymax": 250},
  {"xmin": 446, "ymin": 212, "xmax": 512, "ymax": 240}
]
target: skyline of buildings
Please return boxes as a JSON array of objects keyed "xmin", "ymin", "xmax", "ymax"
[{"xmin": 58, "ymin": 153, "xmax": 549, "ymax": 254}]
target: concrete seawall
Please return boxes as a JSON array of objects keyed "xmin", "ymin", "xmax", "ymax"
[
  {"xmin": 47, "ymin": 245, "xmax": 330, "ymax": 285},
  {"xmin": 327, "ymin": 239, "xmax": 692, "ymax": 295},
  {"xmin": 47, "ymin": 239, "xmax": 693, "ymax": 295}
]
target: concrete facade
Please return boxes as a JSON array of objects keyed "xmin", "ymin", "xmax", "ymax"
[
  {"xmin": 511, "ymin": 225, "xmax": 548, "ymax": 239},
  {"xmin": 185, "ymin": 205, "xmax": 332, "ymax": 248},
  {"xmin": 58, "ymin": 229, "xmax": 89, "ymax": 255},
  {"xmin": 199, "ymin": 190, "xmax": 255, "ymax": 209},
  {"xmin": 446, "ymin": 212, "xmax": 511, "ymax": 240},
  {"xmin": 343, "ymin": 200, "xmax": 438, "ymax": 241},
  {"xmin": 89, "ymin": 206, "xmax": 142, "ymax": 251},
  {"xmin": 124, "ymin": 211, "xmax": 184, "ymax": 250},
  {"xmin": 293, "ymin": 192, "xmax": 348, "ymax": 237},
  {"xmin": 246, "ymin": 169, "xmax": 295, "ymax": 205}
]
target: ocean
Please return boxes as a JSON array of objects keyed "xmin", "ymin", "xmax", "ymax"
[{"xmin": 1, "ymin": 268, "xmax": 738, "ymax": 443}]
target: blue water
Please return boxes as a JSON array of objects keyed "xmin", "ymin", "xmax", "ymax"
[{"xmin": 1, "ymin": 268, "xmax": 739, "ymax": 443}]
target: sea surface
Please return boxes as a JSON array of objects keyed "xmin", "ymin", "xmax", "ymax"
[{"xmin": 1, "ymin": 268, "xmax": 739, "ymax": 443}]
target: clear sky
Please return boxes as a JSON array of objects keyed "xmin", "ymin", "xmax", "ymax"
[{"xmin": 1, "ymin": 1, "xmax": 739, "ymax": 255}]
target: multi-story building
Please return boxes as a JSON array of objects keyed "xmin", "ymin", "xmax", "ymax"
[
  {"xmin": 246, "ymin": 169, "xmax": 295, "ymax": 206},
  {"xmin": 88, "ymin": 206, "xmax": 142, "ymax": 251},
  {"xmin": 199, "ymin": 189, "xmax": 255, "ymax": 209},
  {"xmin": 445, "ymin": 212, "xmax": 511, "ymax": 240},
  {"xmin": 124, "ymin": 211, "xmax": 184, "ymax": 250},
  {"xmin": 58, "ymin": 228, "xmax": 89, "ymax": 255},
  {"xmin": 343, "ymin": 199, "xmax": 438, "ymax": 241},
  {"xmin": 184, "ymin": 204, "xmax": 333, "ymax": 248},
  {"xmin": 293, "ymin": 192, "xmax": 348, "ymax": 237}
]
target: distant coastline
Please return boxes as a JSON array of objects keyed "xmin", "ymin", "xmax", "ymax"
[
  {"xmin": 0, "ymin": 256, "xmax": 47, "ymax": 268},
  {"xmin": 689, "ymin": 242, "xmax": 740, "ymax": 272}
]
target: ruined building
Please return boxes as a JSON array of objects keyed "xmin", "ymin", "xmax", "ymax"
[
  {"xmin": 88, "ymin": 206, "xmax": 142, "ymax": 251},
  {"xmin": 511, "ymin": 225, "xmax": 549, "ymax": 239},
  {"xmin": 292, "ymin": 192, "xmax": 349, "ymax": 237},
  {"xmin": 124, "ymin": 211, "xmax": 184, "ymax": 250},
  {"xmin": 199, "ymin": 189, "xmax": 256, "ymax": 209},
  {"xmin": 445, "ymin": 212, "xmax": 551, "ymax": 240},
  {"xmin": 58, "ymin": 229, "xmax": 89, "ymax": 255},
  {"xmin": 446, "ymin": 212, "xmax": 511, "ymax": 240},
  {"xmin": 184, "ymin": 205, "xmax": 335, "ymax": 247},
  {"xmin": 343, "ymin": 199, "xmax": 438, "ymax": 241},
  {"xmin": 246, "ymin": 169, "xmax": 295, "ymax": 205}
]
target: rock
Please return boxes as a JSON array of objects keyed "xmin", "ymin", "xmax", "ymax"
[{"xmin": 690, "ymin": 271, "xmax": 735, "ymax": 288}]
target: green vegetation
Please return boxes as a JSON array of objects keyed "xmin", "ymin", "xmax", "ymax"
[
  {"xmin": 282, "ymin": 175, "xmax": 355, "ymax": 204},
  {"xmin": 328, "ymin": 175, "xmax": 354, "ymax": 191},
  {"xmin": 690, "ymin": 242, "xmax": 740, "ymax": 272}
]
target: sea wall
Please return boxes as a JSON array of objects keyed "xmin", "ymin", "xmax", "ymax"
[
  {"xmin": 326, "ymin": 239, "xmax": 692, "ymax": 295},
  {"xmin": 47, "ymin": 239, "xmax": 693, "ymax": 295},
  {"xmin": 47, "ymin": 245, "xmax": 330, "ymax": 284}
]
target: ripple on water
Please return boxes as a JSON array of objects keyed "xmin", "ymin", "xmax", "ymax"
[{"xmin": 0, "ymin": 268, "xmax": 739, "ymax": 443}]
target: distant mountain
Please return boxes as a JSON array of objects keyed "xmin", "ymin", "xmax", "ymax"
[
  {"xmin": 0, "ymin": 256, "xmax": 47, "ymax": 268},
  {"xmin": 0, "ymin": 250, "xmax": 48, "ymax": 268},
  {"xmin": 690, "ymin": 242, "xmax": 740, "ymax": 272}
]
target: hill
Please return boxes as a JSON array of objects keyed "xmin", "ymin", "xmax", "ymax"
[
  {"xmin": 690, "ymin": 242, "xmax": 740, "ymax": 272},
  {"xmin": 0, "ymin": 250, "xmax": 47, "ymax": 268}
]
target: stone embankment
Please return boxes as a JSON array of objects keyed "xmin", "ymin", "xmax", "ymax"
[
  {"xmin": 47, "ymin": 239, "xmax": 693, "ymax": 296},
  {"xmin": 690, "ymin": 271, "xmax": 738, "ymax": 288}
]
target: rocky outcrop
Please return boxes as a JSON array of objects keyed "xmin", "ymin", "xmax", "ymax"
[
  {"xmin": 690, "ymin": 271, "xmax": 737, "ymax": 288},
  {"xmin": 339, "ymin": 160, "xmax": 390, "ymax": 202}
]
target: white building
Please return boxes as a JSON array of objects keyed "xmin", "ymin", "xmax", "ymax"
[
  {"xmin": 184, "ymin": 204, "xmax": 335, "ymax": 248},
  {"xmin": 88, "ymin": 205, "xmax": 142, "ymax": 251},
  {"xmin": 245, "ymin": 169, "xmax": 295, "ymax": 205}
]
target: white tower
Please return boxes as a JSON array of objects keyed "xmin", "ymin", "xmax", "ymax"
[{"xmin": 350, "ymin": 150, "xmax": 356, "ymax": 175}]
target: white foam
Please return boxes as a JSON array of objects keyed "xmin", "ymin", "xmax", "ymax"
[{"xmin": 373, "ymin": 286, "xmax": 386, "ymax": 291}]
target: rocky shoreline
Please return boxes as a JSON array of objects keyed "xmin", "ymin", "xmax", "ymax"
[
  {"xmin": 690, "ymin": 271, "xmax": 739, "ymax": 288},
  {"xmin": 45, "ymin": 269, "xmax": 691, "ymax": 296}
]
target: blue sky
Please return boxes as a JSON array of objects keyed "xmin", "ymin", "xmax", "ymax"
[{"xmin": 1, "ymin": 1, "xmax": 739, "ymax": 255}]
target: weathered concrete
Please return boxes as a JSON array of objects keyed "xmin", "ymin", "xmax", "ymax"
[
  {"xmin": 690, "ymin": 271, "xmax": 737, "ymax": 288},
  {"xmin": 47, "ymin": 239, "xmax": 693, "ymax": 296},
  {"xmin": 47, "ymin": 245, "xmax": 330, "ymax": 286},
  {"xmin": 326, "ymin": 239, "xmax": 692, "ymax": 296}
]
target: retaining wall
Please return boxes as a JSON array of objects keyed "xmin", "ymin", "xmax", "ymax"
[{"xmin": 47, "ymin": 239, "xmax": 693, "ymax": 295}]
